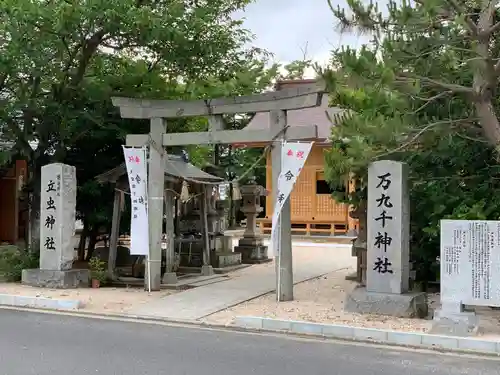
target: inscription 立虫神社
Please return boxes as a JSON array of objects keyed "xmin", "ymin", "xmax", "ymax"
[
  {"xmin": 366, "ymin": 160, "xmax": 410, "ymax": 294},
  {"xmin": 21, "ymin": 162, "xmax": 90, "ymax": 289},
  {"xmin": 43, "ymin": 178, "xmax": 57, "ymax": 251},
  {"xmin": 39, "ymin": 163, "xmax": 77, "ymax": 271}
]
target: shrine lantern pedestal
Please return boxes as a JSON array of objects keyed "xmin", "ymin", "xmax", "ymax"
[{"xmin": 234, "ymin": 183, "xmax": 271, "ymax": 264}]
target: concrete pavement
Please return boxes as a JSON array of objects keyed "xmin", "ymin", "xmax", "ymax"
[
  {"xmin": 129, "ymin": 245, "xmax": 355, "ymax": 320},
  {"xmin": 1, "ymin": 309, "xmax": 500, "ymax": 375}
]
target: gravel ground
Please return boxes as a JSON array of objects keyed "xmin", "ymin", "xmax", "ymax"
[
  {"xmin": 205, "ymin": 267, "xmax": 436, "ymax": 332},
  {"xmin": 0, "ymin": 283, "xmax": 176, "ymax": 315}
]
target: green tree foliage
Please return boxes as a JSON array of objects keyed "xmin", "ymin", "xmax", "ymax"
[
  {"xmin": 319, "ymin": 0, "xmax": 500, "ymax": 284},
  {"xmin": 0, "ymin": 0, "xmax": 256, "ymax": 163},
  {"xmin": 326, "ymin": 0, "xmax": 500, "ymax": 148},
  {"xmin": 0, "ymin": 0, "xmax": 267, "ymax": 247}
]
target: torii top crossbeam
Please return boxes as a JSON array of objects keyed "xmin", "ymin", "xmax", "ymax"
[
  {"xmin": 112, "ymin": 83, "xmax": 324, "ymax": 119},
  {"xmin": 113, "ymin": 82, "xmax": 324, "ymax": 147}
]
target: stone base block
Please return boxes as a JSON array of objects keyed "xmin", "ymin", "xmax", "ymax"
[
  {"xmin": 201, "ymin": 265, "xmax": 214, "ymax": 276},
  {"xmin": 21, "ymin": 269, "xmax": 90, "ymax": 289},
  {"xmin": 344, "ymin": 287, "xmax": 428, "ymax": 318},
  {"xmin": 431, "ymin": 307, "xmax": 479, "ymax": 337},
  {"xmin": 162, "ymin": 272, "xmax": 178, "ymax": 285},
  {"xmin": 234, "ymin": 245, "xmax": 270, "ymax": 264},
  {"xmin": 345, "ymin": 271, "xmax": 358, "ymax": 281},
  {"xmin": 237, "ymin": 236, "xmax": 265, "ymax": 248},
  {"xmin": 212, "ymin": 252, "xmax": 242, "ymax": 268}
]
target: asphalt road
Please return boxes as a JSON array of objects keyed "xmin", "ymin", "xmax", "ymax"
[{"xmin": 1, "ymin": 309, "xmax": 500, "ymax": 375}]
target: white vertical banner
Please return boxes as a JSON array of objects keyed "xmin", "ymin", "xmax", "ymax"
[
  {"xmin": 270, "ymin": 142, "xmax": 313, "ymax": 255},
  {"xmin": 123, "ymin": 146, "xmax": 149, "ymax": 256}
]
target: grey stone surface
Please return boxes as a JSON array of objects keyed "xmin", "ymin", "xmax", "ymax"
[
  {"xmin": 431, "ymin": 305, "xmax": 479, "ymax": 337},
  {"xmin": 212, "ymin": 252, "xmax": 241, "ymax": 268},
  {"xmin": 234, "ymin": 244, "xmax": 270, "ymax": 264},
  {"xmin": 161, "ymin": 272, "xmax": 178, "ymax": 285},
  {"xmin": 21, "ymin": 268, "xmax": 89, "ymax": 289},
  {"xmin": 5, "ymin": 309, "xmax": 500, "ymax": 375},
  {"xmin": 39, "ymin": 163, "xmax": 77, "ymax": 271},
  {"xmin": 234, "ymin": 183, "xmax": 271, "ymax": 264},
  {"xmin": 201, "ymin": 264, "xmax": 214, "ymax": 276},
  {"xmin": 232, "ymin": 316, "xmax": 500, "ymax": 355},
  {"xmin": 129, "ymin": 245, "xmax": 354, "ymax": 320},
  {"xmin": 367, "ymin": 160, "xmax": 410, "ymax": 294},
  {"xmin": 344, "ymin": 287, "xmax": 428, "ymax": 318},
  {"xmin": 0, "ymin": 293, "xmax": 82, "ymax": 310}
]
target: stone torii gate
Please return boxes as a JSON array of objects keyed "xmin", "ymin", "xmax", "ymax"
[{"xmin": 112, "ymin": 83, "xmax": 324, "ymax": 301}]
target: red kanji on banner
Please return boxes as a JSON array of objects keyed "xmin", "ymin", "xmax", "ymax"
[
  {"xmin": 296, "ymin": 151, "xmax": 304, "ymax": 159},
  {"xmin": 129, "ymin": 156, "xmax": 140, "ymax": 163},
  {"xmin": 287, "ymin": 149, "xmax": 293, "ymax": 156}
]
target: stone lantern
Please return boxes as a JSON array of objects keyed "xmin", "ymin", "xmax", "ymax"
[{"xmin": 234, "ymin": 181, "xmax": 270, "ymax": 264}]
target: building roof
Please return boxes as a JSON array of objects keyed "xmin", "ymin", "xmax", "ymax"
[
  {"xmin": 95, "ymin": 154, "xmax": 223, "ymax": 185},
  {"xmin": 243, "ymin": 79, "xmax": 345, "ymax": 143}
]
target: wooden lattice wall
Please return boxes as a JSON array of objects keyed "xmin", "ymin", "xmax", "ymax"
[{"xmin": 259, "ymin": 144, "xmax": 356, "ymax": 235}]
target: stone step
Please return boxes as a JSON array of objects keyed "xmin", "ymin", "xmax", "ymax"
[{"xmin": 213, "ymin": 264, "xmax": 251, "ymax": 274}]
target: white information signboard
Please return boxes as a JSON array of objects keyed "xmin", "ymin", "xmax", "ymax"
[
  {"xmin": 123, "ymin": 146, "xmax": 149, "ymax": 256},
  {"xmin": 440, "ymin": 220, "xmax": 500, "ymax": 307}
]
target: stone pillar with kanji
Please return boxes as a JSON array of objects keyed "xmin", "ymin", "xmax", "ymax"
[
  {"xmin": 344, "ymin": 160, "xmax": 428, "ymax": 317},
  {"xmin": 234, "ymin": 181, "xmax": 271, "ymax": 264},
  {"xmin": 22, "ymin": 163, "xmax": 89, "ymax": 288}
]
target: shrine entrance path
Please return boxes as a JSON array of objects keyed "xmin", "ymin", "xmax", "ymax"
[{"xmin": 129, "ymin": 244, "xmax": 355, "ymax": 321}]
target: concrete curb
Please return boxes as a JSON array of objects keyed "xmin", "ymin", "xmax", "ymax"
[
  {"xmin": 234, "ymin": 316, "xmax": 500, "ymax": 356},
  {"xmin": 1, "ymin": 303, "xmax": 500, "ymax": 356},
  {"xmin": 0, "ymin": 293, "xmax": 82, "ymax": 310}
]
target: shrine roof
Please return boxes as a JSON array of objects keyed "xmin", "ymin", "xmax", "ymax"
[
  {"xmin": 242, "ymin": 79, "xmax": 346, "ymax": 144},
  {"xmin": 95, "ymin": 154, "xmax": 223, "ymax": 184}
]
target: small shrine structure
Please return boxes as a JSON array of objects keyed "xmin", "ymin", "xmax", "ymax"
[{"xmin": 95, "ymin": 154, "xmax": 224, "ymax": 283}]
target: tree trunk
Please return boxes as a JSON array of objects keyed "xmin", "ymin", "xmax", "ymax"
[
  {"xmin": 475, "ymin": 100, "xmax": 500, "ymax": 146},
  {"xmin": 85, "ymin": 226, "xmax": 98, "ymax": 261},
  {"xmin": 350, "ymin": 198, "xmax": 367, "ymax": 286},
  {"xmin": 28, "ymin": 164, "xmax": 42, "ymax": 253},
  {"xmin": 473, "ymin": 1, "xmax": 500, "ymax": 147}
]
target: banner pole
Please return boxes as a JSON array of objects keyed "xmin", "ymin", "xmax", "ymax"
[
  {"xmin": 277, "ymin": 139, "xmax": 285, "ymax": 301},
  {"xmin": 144, "ymin": 146, "xmax": 152, "ymax": 294}
]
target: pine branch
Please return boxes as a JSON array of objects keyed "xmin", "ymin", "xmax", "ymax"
[
  {"xmin": 410, "ymin": 91, "xmax": 453, "ymax": 114},
  {"xmin": 375, "ymin": 117, "xmax": 478, "ymax": 158},
  {"xmin": 444, "ymin": 0, "xmax": 479, "ymax": 36},
  {"xmin": 396, "ymin": 73, "xmax": 474, "ymax": 94}
]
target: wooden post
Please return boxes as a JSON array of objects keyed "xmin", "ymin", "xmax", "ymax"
[
  {"xmin": 270, "ymin": 110, "xmax": 293, "ymax": 301},
  {"xmin": 146, "ymin": 118, "xmax": 166, "ymax": 291},
  {"xmin": 107, "ymin": 187, "xmax": 123, "ymax": 278},
  {"xmin": 347, "ymin": 175, "xmax": 358, "ymax": 236},
  {"xmin": 163, "ymin": 182, "xmax": 177, "ymax": 284},
  {"xmin": 200, "ymin": 185, "xmax": 213, "ymax": 275}
]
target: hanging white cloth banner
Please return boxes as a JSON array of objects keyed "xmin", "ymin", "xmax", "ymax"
[
  {"xmin": 122, "ymin": 146, "xmax": 149, "ymax": 256},
  {"xmin": 270, "ymin": 142, "xmax": 313, "ymax": 256}
]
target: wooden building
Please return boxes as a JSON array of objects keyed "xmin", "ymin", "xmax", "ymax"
[
  {"xmin": 242, "ymin": 79, "xmax": 357, "ymax": 236},
  {"xmin": 0, "ymin": 159, "xmax": 28, "ymax": 244}
]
